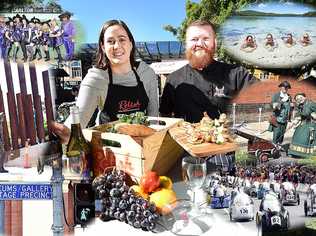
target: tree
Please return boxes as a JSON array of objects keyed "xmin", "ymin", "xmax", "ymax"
[
  {"xmin": 46, "ymin": 0, "xmax": 63, "ymax": 12},
  {"xmin": 33, "ymin": 0, "xmax": 45, "ymax": 5},
  {"xmin": 0, "ymin": 0, "xmax": 34, "ymax": 11},
  {"xmin": 163, "ymin": 25, "xmax": 178, "ymax": 37},
  {"xmin": 170, "ymin": 0, "xmax": 251, "ymax": 41},
  {"xmin": 0, "ymin": 0, "xmax": 63, "ymax": 11},
  {"xmin": 164, "ymin": 0, "xmax": 316, "ymax": 61}
]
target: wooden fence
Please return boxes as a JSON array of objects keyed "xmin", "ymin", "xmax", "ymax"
[{"xmin": 0, "ymin": 61, "xmax": 54, "ymax": 154}]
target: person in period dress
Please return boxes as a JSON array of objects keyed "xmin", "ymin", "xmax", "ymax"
[
  {"xmin": 59, "ymin": 11, "xmax": 76, "ymax": 61},
  {"xmin": 0, "ymin": 16, "xmax": 6, "ymax": 59},
  {"xmin": 49, "ymin": 18, "xmax": 63, "ymax": 62},
  {"xmin": 31, "ymin": 18, "xmax": 43, "ymax": 60},
  {"xmin": 268, "ymin": 81, "xmax": 292, "ymax": 144},
  {"xmin": 4, "ymin": 18, "xmax": 14, "ymax": 59},
  {"xmin": 288, "ymin": 93, "xmax": 316, "ymax": 158},
  {"xmin": 20, "ymin": 15, "xmax": 30, "ymax": 62},
  {"xmin": 11, "ymin": 14, "xmax": 23, "ymax": 62},
  {"xmin": 41, "ymin": 21, "xmax": 51, "ymax": 61}
]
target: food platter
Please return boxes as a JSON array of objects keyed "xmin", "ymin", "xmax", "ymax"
[{"xmin": 169, "ymin": 124, "xmax": 238, "ymax": 158}]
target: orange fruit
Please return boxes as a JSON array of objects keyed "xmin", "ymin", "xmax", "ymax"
[
  {"xmin": 130, "ymin": 185, "xmax": 149, "ymax": 199},
  {"xmin": 149, "ymin": 188, "xmax": 177, "ymax": 215},
  {"xmin": 140, "ymin": 171, "xmax": 160, "ymax": 193},
  {"xmin": 159, "ymin": 176, "xmax": 173, "ymax": 189}
]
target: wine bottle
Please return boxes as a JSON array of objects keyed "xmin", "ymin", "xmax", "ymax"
[
  {"xmin": 66, "ymin": 105, "xmax": 93, "ymax": 181},
  {"xmin": 90, "ymin": 131, "xmax": 117, "ymax": 177},
  {"xmin": 90, "ymin": 131, "xmax": 105, "ymax": 177}
]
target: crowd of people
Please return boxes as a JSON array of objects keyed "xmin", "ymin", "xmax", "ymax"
[
  {"xmin": 236, "ymin": 163, "xmax": 316, "ymax": 185},
  {"xmin": 240, "ymin": 32, "xmax": 312, "ymax": 52},
  {"xmin": 0, "ymin": 11, "xmax": 76, "ymax": 62}
]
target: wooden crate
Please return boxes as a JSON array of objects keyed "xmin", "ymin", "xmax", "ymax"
[{"xmin": 83, "ymin": 117, "xmax": 184, "ymax": 180}]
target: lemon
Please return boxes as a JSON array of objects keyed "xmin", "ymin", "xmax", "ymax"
[
  {"xmin": 159, "ymin": 176, "xmax": 173, "ymax": 189},
  {"xmin": 149, "ymin": 188, "xmax": 177, "ymax": 215},
  {"xmin": 130, "ymin": 185, "xmax": 149, "ymax": 199}
]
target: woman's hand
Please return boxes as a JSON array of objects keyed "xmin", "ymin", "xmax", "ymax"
[{"xmin": 50, "ymin": 121, "xmax": 71, "ymax": 144}]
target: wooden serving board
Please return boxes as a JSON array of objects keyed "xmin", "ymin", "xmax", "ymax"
[{"xmin": 168, "ymin": 125, "xmax": 238, "ymax": 157}]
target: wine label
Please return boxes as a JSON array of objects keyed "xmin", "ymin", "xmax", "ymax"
[{"xmin": 67, "ymin": 151, "xmax": 93, "ymax": 180}]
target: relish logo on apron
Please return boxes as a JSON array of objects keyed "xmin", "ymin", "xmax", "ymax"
[{"xmin": 101, "ymin": 67, "xmax": 149, "ymax": 122}]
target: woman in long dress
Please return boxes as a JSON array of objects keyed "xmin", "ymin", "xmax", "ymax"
[{"xmin": 288, "ymin": 93, "xmax": 316, "ymax": 158}]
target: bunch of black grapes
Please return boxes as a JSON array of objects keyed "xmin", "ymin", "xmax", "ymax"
[{"xmin": 92, "ymin": 169, "xmax": 160, "ymax": 232}]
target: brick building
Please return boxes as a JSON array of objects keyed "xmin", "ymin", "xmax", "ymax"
[{"xmin": 230, "ymin": 76, "xmax": 316, "ymax": 123}]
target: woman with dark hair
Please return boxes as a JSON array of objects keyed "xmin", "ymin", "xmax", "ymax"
[
  {"xmin": 288, "ymin": 93, "xmax": 316, "ymax": 158},
  {"xmin": 240, "ymin": 35, "xmax": 257, "ymax": 53},
  {"xmin": 264, "ymin": 33, "xmax": 277, "ymax": 51},
  {"xmin": 20, "ymin": 15, "xmax": 30, "ymax": 61},
  {"xmin": 52, "ymin": 20, "xmax": 158, "ymax": 143},
  {"xmin": 281, "ymin": 33, "xmax": 295, "ymax": 47}
]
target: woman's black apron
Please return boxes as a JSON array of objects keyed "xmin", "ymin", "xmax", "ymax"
[{"xmin": 100, "ymin": 67, "xmax": 149, "ymax": 123}]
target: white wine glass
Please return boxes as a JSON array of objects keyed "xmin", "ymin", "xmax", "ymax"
[{"xmin": 182, "ymin": 156, "xmax": 207, "ymax": 209}]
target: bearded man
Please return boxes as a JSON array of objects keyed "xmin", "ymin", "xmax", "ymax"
[
  {"xmin": 159, "ymin": 20, "xmax": 256, "ymax": 122},
  {"xmin": 268, "ymin": 81, "xmax": 293, "ymax": 144}
]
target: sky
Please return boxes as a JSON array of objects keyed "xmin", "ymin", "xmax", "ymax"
[
  {"xmin": 58, "ymin": 0, "xmax": 187, "ymax": 43},
  {"xmin": 245, "ymin": 1, "xmax": 315, "ymax": 14}
]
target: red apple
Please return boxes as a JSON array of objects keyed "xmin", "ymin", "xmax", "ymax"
[{"xmin": 140, "ymin": 171, "xmax": 160, "ymax": 193}]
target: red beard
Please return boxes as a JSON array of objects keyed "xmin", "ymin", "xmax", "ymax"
[{"xmin": 185, "ymin": 47, "xmax": 214, "ymax": 70}]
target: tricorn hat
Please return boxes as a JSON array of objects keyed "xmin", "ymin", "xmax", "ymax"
[
  {"xmin": 6, "ymin": 17, "xmax": 13, "ymax": 25},
  {"xmin": 13, "ymin": 14, "xmax": 22, "ymax": 21},
  {"xmin": 278, "ymin": 80, "xmax": 291, "ymax": 89},
  {"xmin": 31, "ymin": 17, "xmax": 41, "ymax": 24},
  {"xmin": 58, "ymin": 11, "xmax": 73, "ymax": 19},
  {"xmin": 41, "ymin": 20, "xmax": 50, "ymax": 25},
  {"xmin": 21, "ymin": 14, "xmax": 29, "ymax": 23}
]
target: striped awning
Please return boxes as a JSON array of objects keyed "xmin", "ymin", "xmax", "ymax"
[{"xmin": 208, "ymin": 154, "xmax": 232, "ymax": 167}]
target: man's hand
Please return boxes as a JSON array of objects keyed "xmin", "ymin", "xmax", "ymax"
[
  {"xmin": 288, "ymin": 117, "xmax": 301, "ymax": 129},
  {"xmin": 272, "ymin": 102, "xmax": 280, "ymax": 111},
  {"xmin": 50, "ymin": 121, "xmax": 70, "ymax": 144}
]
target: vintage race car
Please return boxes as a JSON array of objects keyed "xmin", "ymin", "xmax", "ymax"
[
  {"xmin": 270, "ymin": 181, "xmax": 281, "ymax": 199},
  {"xmin": 280, "ymin": 182, "xmax": 300, "ymax": 206},
  {"xmin": 241, "ymin": 179, "xmax": 252, "ymax": 196},
  {"xmin": 230, "ymin": 191, "xmax": 254, "ymax": 221},
  {"xmin": 208, "ymin": 179, "xmax": 220, "ymax": 197},
  {"xmin": 210, "ymin": 185, "xmax": 230, "ymax": 209},
  {"xmin": 304, "ymin": 184, "xmax": 316, "ymax": 216},
  {"xmin": 257, "ymin": 182, "xmax": 270, "ymax": 199},
  {"xmin": 210, "ymin": 195, "xmax": 231, "ymax": 209},
  {"xmin": 249, "ymin": 181, "xmax": 260, "ymax": 197},
  {"xmin": 256, "ymin": 192, "xmax": 290, "ymax": 233}
]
